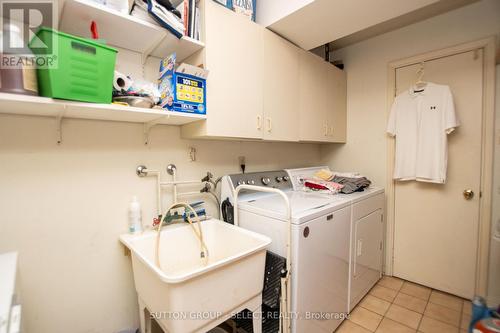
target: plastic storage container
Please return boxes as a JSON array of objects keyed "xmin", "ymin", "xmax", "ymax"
[{"xmin": 29, "ymin": 27, "xmax": 117, "ymax": 103}]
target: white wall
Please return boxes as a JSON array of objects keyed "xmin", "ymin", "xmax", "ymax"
[
  {"xmin": 320, "ymin": 0, "xmax": 500, "ymax": 300},
  {"xmin": 489, "ymin": 65, "xmax": 500, "ymax": 305},
  {"xmin": 321, "ymin": 0, "xmax": 500, "ymax": 186},
  {"xmin": 0, "ymin": 48, "xmax": 321, "ymax": 332}
]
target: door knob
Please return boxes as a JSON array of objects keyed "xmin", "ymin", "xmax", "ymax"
[{"xmin": 463, "ymin": 189, "xmax": 474, "ymax": 200}]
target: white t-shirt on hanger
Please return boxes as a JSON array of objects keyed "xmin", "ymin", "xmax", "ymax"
[{"xmin": 387, "ymin": 82, "xmax": 460, "ymax": 184}]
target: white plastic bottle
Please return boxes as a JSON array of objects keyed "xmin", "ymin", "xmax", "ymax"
[{"xmin": 128, "ymin": 196, "xmax": 142, "ymax": 234}]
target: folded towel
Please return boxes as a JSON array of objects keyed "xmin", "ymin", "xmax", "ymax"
[
  {"xmin": 332, "ymin": 176, "xmax": 371, "ymax": 194},
  {"xmin": 304, "ymin": 178, "xmax": 344, "ymax": 194},
  {"xmin": 314, "ymin": 169, "xmax": 334, "ymax": 181},
  {"xmin": 333, "ymin": 171, "xmax": 364, "ymax": 179}
]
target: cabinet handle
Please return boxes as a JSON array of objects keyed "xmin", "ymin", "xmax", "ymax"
[
  {"xmin": 267, "ymin": 118, "xmax": 272, "ymax": 132},
  {"xmin": 324, "ymin": 124, "xmax": 328, "ymax": 136},
  {"xmin": 257, "ymin": 115, "xmax": 262, "ymax": 130},
  {"xmin": 330, "ymin": 126, "xmax": 334, "ymax": 136},
  {"xmin": 357, "ymin": 239, "xmax": 363, "ymax": 257}
]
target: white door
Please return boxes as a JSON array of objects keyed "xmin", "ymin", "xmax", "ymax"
[
  {"xmin": 262, "ymin": 30, "xmax": 300, "ymax": 141},
  {"xmin": 392, "ymin": 49, "xmax": 483, "ymax": 298}
]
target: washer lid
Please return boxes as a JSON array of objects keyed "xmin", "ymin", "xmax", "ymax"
[{"xmin": 239, "ymin": 191, "xmax": 350, "ymax": 223}]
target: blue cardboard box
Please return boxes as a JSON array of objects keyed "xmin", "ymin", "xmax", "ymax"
[{"xmin": 159, "ymin": 53, "xmax": 207, "ymax": 115}]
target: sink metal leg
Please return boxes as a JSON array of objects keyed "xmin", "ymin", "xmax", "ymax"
[
  {"xmin": 252, "ymin": 306, "xmax": 262, "ymax": 333},
  {"xmin": 138, "ymin": 297, "xmax": 151, "ymax": 333}
]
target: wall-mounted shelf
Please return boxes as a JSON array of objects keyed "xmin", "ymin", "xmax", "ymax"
[
  {"xmin": 0, "ymin": 93, "xmax": 206, "ymax": 143},
  {"xmin": 59, "ymin": 0, "xmax": 204, "ymax": 62}
]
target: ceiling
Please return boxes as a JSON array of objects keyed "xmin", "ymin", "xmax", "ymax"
[{"xmin": 264, "ymin": 0, "xmax": 479, "ymax": 51}]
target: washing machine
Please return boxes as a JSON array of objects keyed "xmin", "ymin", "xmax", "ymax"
[{"xmin": 221, "ymin": 170, "xmax": 352, "ymax": 333}]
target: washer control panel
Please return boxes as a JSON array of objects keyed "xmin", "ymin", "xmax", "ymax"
[{"xmin": 229, "ymin": 170, "xmax": 292, "ymax": 191}]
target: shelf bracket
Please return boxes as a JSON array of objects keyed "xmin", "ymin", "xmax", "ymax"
[
  {"xmin": 143, "ymin": 117, "xmax": 164, "ymax": 145},
  {"xmin": 56, "ymin": 106, "xmax": 67, "ymax": 145},
  {"xmin": 141, "ymin": 32, "xmax": 169, "ymax": 65}
]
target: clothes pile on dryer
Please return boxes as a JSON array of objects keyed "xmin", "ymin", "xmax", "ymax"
[{"xmin": 302, "ymin": 169, "xmax": 372, "ymax": 194}]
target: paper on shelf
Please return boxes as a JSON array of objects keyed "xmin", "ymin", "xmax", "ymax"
[{"xmin": 176, "ymin": 63, "xmax": 209, "ymax": 79}]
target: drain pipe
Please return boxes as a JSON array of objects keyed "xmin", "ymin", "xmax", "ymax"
[
  {"xmin": 137, "ymin": 164, "xmax": 221, "ymax": 220},
  {"xmin": 136, "ymin": 165, "xmax": 162, "ymax": 216},
  {"xmin": 233, "ymin": 185, "xmax": 292, "ymax": 333},
  {"xmin": 166, "ymin": 164, "xmax": 177, "ymax": 203}
]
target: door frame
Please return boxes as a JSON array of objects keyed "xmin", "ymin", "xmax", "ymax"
[{"xmin": 385, "ymin": 37, "xmax": 496, "ymax": 296}]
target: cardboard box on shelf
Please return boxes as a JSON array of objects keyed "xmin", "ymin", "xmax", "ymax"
[{"xmin": 158, "ymin": 53, "xmax": 208, "ymax": 115}]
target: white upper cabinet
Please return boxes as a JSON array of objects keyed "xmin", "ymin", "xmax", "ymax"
[
  {"xmin": 262, "ymin": 30, "xmax": 300, "ymax": 142},
  {"xmin": 298, "ymin": 49, "xmax": 328, "ymax": 142},
  {"xmin": 326, "ymin": 62, "xmax": 347, "ymax": 143},
  {"xmin": 182, "ymin": 0, "xmax": 264, "ymax": 140},
  {"xmin": 182, "ymin": 0, "xmax": 346, "ymax": 143},
  {"xmin": 298, "ymin": 50, "xmax": 346, "ymax": 143}
]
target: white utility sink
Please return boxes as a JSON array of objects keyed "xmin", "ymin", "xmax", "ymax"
[{"xmin": 120, "ymin": 219, "xmax": 271, "ymax": 333}]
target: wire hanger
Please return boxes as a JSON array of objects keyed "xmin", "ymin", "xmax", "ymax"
[{"xmin": 413, "ymin": 62, "xmax": 427, "ymax": 92}]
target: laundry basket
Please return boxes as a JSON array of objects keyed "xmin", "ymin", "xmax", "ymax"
[{"xmin": 30, "ymin": 27, "xmax": 117, "ymax": 103}]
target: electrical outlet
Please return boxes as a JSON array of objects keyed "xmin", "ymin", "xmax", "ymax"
[
  {"xmin": 188, "ymin": 147, "xmax": 196, "ymax": 162},
  {"xmin": 238, "ymin": 156, "xmax": 246, "ymax": 173}
]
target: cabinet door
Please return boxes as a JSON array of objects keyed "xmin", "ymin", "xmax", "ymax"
[
  {"xmin": 350, "ymin": 209, "xmax": 383, "ymax": 310},
  {"xmin": 262, "ymin": 30, "xmax": 300, "ymax": 141},
  {"xmin": 203, "ymin": 0, "xmax": 263, "ymax": 139},
  {"xmin": 298, "ymin": 50, "xmax": 328, "ymax": 142},
  {"xmin": 325, "ymin": 64, "xmax": 347, "ymax": 143}
]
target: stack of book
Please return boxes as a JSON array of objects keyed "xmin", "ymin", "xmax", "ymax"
[
  {"xmin": 130, "ymin": 0, "xmax": 201, "ymax": 40},
  {"xmin": 177, "ymin": 0, "xmax": 201, "ymax": 40}
]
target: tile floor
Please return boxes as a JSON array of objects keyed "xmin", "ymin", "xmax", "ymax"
[{"xmin": 337, "ymin": 276, "xmax": 472, "ymax": 333}]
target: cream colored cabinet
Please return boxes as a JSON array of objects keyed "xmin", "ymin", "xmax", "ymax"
[
  {"xmin": 262, "ymin": 30, "xmax": 300, "ymax": 141},
  {"xmin": 182, "ymin": 0, "xmax": 264, "ymax": 139},
  {"xmin": 298, "ymin": 50, "xmax": 346, "ymax": 143},
  {"xmin": 325, "ymin": 63, "xmax": 347, "ymax": 143},
  {"xmin": 298, "ymin": 50, "xmax": 329, "ymax": 142},
  {"xmin": 182, "ymin": 0, "xmax": 346, "ymax": 143}
]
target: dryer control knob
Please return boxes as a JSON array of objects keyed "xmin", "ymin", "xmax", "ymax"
[
  {"xmin": 261, "ymin": 177, "xmax": 271, "ymax": 185},
  {"xmin": 275, "ymin": 177, "xmax": 283, "ymax": 182},
  {"xmin": 283, "ymin": 176, "xmax": 290, "ymax": 182},
  {"xmin": 237, "ymin": 180, "xmax": 244, "ymax": 186}
]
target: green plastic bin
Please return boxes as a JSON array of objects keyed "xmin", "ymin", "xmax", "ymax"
[{"xmin": 30, "ymin": 27, "xmax": 117, "ymax": 103}]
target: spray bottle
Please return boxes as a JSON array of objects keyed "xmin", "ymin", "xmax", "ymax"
[{"xmin": 128, "ymin": 196, "xmax": 142, "ymax": 234}]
